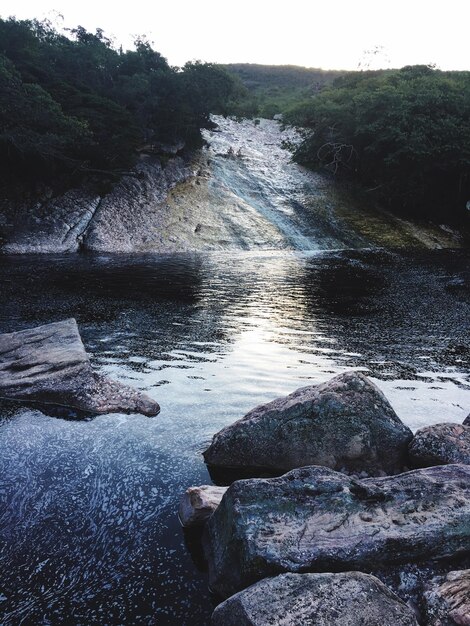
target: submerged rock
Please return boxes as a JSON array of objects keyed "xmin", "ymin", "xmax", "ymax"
[
  {"xmin": 179, "ymin": 485, "xmax": 228, "ymax": 527},
  {"xmin": 203, "ymin": 464, "xmax": 470, "ymax": 598},
  {"xmin": 211, "ymin": 572, "xmax": 419, "ymax": 626},
  {"xmin": 423, "ymin": 569, "xmax": 470, "ymax": 625},
  {"xmin": 204, "ymin": 371, "xmax": 412, "ymax": 479},
  {"xmin": 0, "ymin": 319, "xmax": 160, "ymax": 416},
  {"xmin": 409, "ymin": 423, "xmax": 470, "ymax": 467}
]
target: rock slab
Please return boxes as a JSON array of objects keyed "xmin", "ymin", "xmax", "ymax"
[
  {"xmin": 204, "ymin": 371, "xmax": 413, "ymax": 478},
  {"xmin": 203, "ymin": 464, "xmax": 470, "ymax": 598},
  {"xmin": 0, "ymin": 319, "xmax": 160, "ymax": 416},
  {"xmin": 211, "ymin": 572, "xmax": 419, "ymax": 626},
  {"xmin": 179, "ymin": 485, "xmax": 228, "ymax": 527},
  {"xmin": 423, "ymin": 569, "xmax": 470, "ymax": 626},
  {"xmin": 409, "ymin": 423, "xmax": 470, "ymax": 467}
]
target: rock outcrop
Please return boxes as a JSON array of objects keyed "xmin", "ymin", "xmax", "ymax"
[
  {"xmin": 409, "ymin": 423, "xmax": 470, "ymax": 467},
  {"xmin": 83, "ymin": 157, "xmax": 192, "ymax": 252},
  {"xmin": 0, "ymin": 319, "xmax": 160, "ymax": 416},
  {"xmin": 203, "ymin": 464, "xmax": 470, "ymax": 598},
  {"xmin": 1, "ymin": 189, "xmax": 102, "ymax": 253},
  {"xmin": 423, "ymin": 569, "xmax": 470, "ymax": 625},
  {"xmin": 179, "ymin": 485, "xmax": 228, "ymax": 527},
  {"xmin": 0, "ymin": 156, "xmax": 192, "ymax": 254},
  {"xmin": 211, "ymin": 572, "xmax": 419, "ymax": 626},
  {"xmin": 204, "ymin": 371, "xmax": 412, "ymax": 479}
]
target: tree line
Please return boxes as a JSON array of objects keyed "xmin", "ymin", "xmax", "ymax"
[
  {"xmin": 284, "ymin": 66, "xmax": 470, "ymax": 220},
  {"xmin": 0, "ymin": 17, "xmax": 239, "ymax": 189}
]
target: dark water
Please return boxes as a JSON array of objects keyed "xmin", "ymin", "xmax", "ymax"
[{"xmin": 0, "ymin": 249, "xmax": 469, "ymax": 625}]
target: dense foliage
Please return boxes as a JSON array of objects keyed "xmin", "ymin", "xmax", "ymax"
[
  {"xmin": 0, "ymin": 18, "xmax": 238, "ymax": 186},
  {"xmin": 222, "ymin": 64, "xmax": 343, "ymax": 118},
  {"xmin": 285, "ymin": 66, "xmax": 470, "ymax": 219}
]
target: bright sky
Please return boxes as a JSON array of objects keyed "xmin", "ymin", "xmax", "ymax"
[{"xmin": 1, "ymin": 0, "xmax": 469, "ymax": 70}]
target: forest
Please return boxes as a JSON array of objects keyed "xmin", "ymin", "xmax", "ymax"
[
  {"xmin": 283, "ymin": 66, "xmax": 470, "ymax": 220},
  {"xmin": 0, "ymin": 17, "xmax": 239, "ymax": 188},
  {"xmin": 1, "ymin": 17, "xmax": 469, "ymax": 222}
]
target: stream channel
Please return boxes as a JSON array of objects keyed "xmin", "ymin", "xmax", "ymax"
[{"xmin": 0, "ymin": 117, "xmax": 469, "ymax": 625}]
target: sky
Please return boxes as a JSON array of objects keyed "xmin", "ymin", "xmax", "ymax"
[{"xmin": 1, "ymin": 0, "xmax": 469, "ymax": 71}]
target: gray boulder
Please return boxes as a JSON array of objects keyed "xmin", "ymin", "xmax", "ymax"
[
  {"xmin": 179, "ymin": 485, "xmax": 227, "ymax": 527},
  {"xmin": 211, "ymin": 572, "xmax": 419, "ymax": 626},
  {"xmin": 204, "ymin": 371, "xmax": 412, "ymax": 478},
  {"xmin": 203, "ymin": 464, "xmax": 470, "ymax": 598},
  {"xmin": 409, "ymin": 423, "xmax": 470, "ymax": 467},
  {"xmin": 423, "ymin": 569, "xmax": 470, "ymax": 625},
  {"xmin": 0, "ymin": 319, "xmax": 160, "ymax": 416}
]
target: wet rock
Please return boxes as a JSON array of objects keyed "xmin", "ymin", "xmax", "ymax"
[
  {"xmin": 179, "ymin": 485, "xmax": 227, "ymax": 527},
  {"xmin": 211, "ymin": 572, "xmax": 419, "ymax": 626},
  {"xmin": 1, "ymin": 157, "xmax": 192, "ymax": 254},
  {"xmin": 0, "ymin": 319, "xmax": 160, "ymax": 416},
  {"xmin": 83, "ymin": 157, "xmax": 192, "ymax": 252},
  {"xmin": 204, "ymin": 371, "xmax": 412, "ymax": 479},
  {"xmin": 203, "ymin": 464, "xmax": 470, "ymax": 598},
  {"xmin": 409, "ymin": 423, "xmax": 470, "ymax": 467},
  {"xmin": 423, "ymin": 569, "xmax": 470, "ymax": 625},
  {"xmin": 1, "ymin": 189, "xmax": 101, "ymax": 253}
]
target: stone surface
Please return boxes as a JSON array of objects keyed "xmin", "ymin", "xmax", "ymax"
[
  {"xmin": 464, "ymin": 414, "xmax": 470, "ymax": 426},
  {"xmin": 0, "ymin": 157, "xmax": 193, "ymax": 253},
  {"xmin": 203, "ymin": 464, "xmax": 470, "ymax": 598},
  {"xmin": 204, "ymin": 371, "xmax": 412, "ymax": 478},
  {"xmin": 0, "ymin": 319, "xmax": 160, "ymax": 416},
  {"xmin": 83, "ymin": 156, "xmax": 192, "ymax": 252},
  {"xmin": 409, "ymin": 423, "xmax": 470, "ymax": 467},
  {"xmin": 211, "ymin": 572, "xmax": 419, "ymax": 626},
  {"xmin": 1, "ymin": 189, "xmax": 101, "ymax": 253},
  {"xmin": 423, "ymin": 569, "xmax": 470, "ymax": 626},
  {"xmin": 179, "ymin": 485, "xmax": 228, "ymax": 527}
]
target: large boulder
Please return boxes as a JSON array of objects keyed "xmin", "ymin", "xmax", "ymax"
[
  {"xmin": 409, "ymin": 423, "xmax": 470, "ymax": 467},
  {"xmin": 423, "ymin": 569, "xmax": 470, "ymax": 625},
  {"xmin": 0, "ymin": 319, "xmax": 160, "ymax": 416},
  {"xmin": 179, "ymin": 485, "xmax": 228, "ymax": 527},
  {"xmin": 204, "ymin": 371, "xmax": 412, "ymax": 478},
  {"xmin": 211, "ymin": 572, "xmax": 419, "ymax": 626},
  {"xmin": 203, "ymin": 464, "xmax": 470, "ymax": 598}
]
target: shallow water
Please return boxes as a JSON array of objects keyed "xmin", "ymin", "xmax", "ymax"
[{"xmin": 0, "ymin": 249, "xmax": 469, "ymax": 625}]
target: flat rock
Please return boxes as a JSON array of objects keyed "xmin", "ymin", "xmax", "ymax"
[
  {"xmin": 0, "ymin": 319, "xmax": 160, "ymax": 416},
  {"xmin": 211, "ymin": 572, "xmax": 419, "ymax": 626},
  {"xmin": 179, "ymin": 485, "xmax": 228, "ymax": 527},
  {"xmin": 423, "ymin": 569, "xmax": 470, "ymax": 625},
  {"xmin": 203, "ymin": 464, "xmax": 470, "ymax": 598},
  {"xmin": 204, "ymin": 371, "xmax": 412, "ymax": 479},
  {"xmin": 409, "ymin": 423, "xmax": 470, "ymax": 467}
]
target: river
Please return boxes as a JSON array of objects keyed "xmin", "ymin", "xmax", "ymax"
[{"xmin": 0, "ymin": 118, "xmax": 469, "ymax": 626}]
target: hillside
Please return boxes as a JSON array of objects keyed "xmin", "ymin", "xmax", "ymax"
[{"xmin": 222, "ymin": 63, "xmax": 345, "ymax": 117}]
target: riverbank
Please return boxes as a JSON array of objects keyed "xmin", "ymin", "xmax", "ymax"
[{"xmin": 1, "ymin": 117, "xmax": 467, "ymax": 254}]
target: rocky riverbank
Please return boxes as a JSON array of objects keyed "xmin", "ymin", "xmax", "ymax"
[
  {"xmin": 180, "ymin": 372, "xmax": 470, "ymax": 625},
  {"xmin": 1, "ymin": 117, "xmax": 466, "ymax": 254}
]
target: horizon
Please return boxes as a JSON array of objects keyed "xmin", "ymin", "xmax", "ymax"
[{"xmin": 1, "ymin": 0, "xmax": 469, "ymax": 72}]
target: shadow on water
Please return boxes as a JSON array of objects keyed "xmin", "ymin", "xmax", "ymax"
[{"xmin": 0, "ymin": 248, "xmax": 469, "ymax": 624}]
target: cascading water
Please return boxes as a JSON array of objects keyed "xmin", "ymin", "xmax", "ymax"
[{"xmin": 201, "ymin": 116, "xmax": 369, "ymax": 251}]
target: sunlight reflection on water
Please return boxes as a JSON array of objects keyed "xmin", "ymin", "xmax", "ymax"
[{"xmin": 0, "ymin": 248, "xmax": 468, "ymax": 624}]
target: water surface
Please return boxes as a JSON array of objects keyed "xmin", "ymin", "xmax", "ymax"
[{"xmin": 0, "ymin": 249, "xmax": 469, "ymax": 625}]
